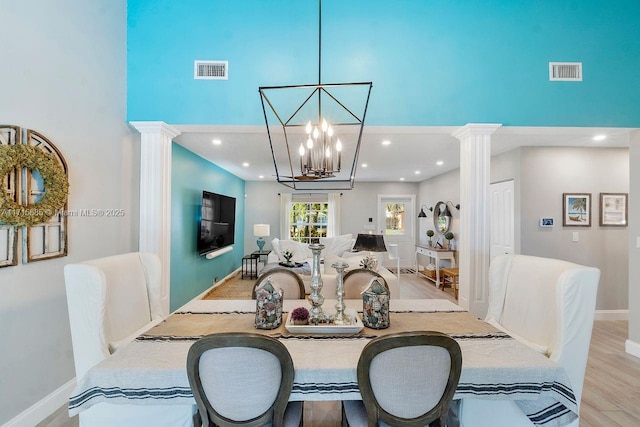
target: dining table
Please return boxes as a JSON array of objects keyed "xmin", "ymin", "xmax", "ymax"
[{"xmin": 69, "ymin": 298, "xmax": 578, "ymax": 427}]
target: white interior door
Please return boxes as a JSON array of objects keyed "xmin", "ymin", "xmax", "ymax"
[
  {"xmin": 490, "ymin": 180, "xmax": 515, "ymax": 260},
  {"xmin": 377, "ymin": 195, "xmax": 416, "ymax": 269}
]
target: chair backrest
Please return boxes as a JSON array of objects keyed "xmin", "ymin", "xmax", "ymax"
[
  {"xmin": 343, "ymin": 268, "xmax": 388, "ymax": 299},
  {"xmin": 64, "ymin": 252, "xmax": 163, "ymax": 378},
  {"xmin": 187, "ymin": 332, "xmax": 294, "ymax": 427},
  {"xmin": 485, "ymin": 254, "xmax": 600, "ymax": 407},
  {"xmin": 253, "ymin": 268, "xmax": 305, "ymax": 299},
  {"xmin": 357, "ymin": 331, "xmax": 462, "ymax": 426}
]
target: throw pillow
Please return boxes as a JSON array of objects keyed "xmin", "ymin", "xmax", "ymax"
[
  {"xmin": 320, "ymin": 233, "xmax": 354, "ymax": 257},
  {"xmin": 279, "ymin": 240, "xmax": 308, "ymax": 262},
  {"xmin": 270, "ymin": 238, "xmax": 282, "ymax": 259}
]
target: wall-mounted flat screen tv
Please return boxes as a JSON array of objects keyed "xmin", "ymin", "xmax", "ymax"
[{"xmin": 198, "ymin": 191, "xmax": 236, "ymax": 256}]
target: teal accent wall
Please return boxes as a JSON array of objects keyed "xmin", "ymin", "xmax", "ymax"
[
  {"xmin": 171, "ymin": 143, "xmax": 245, "ymax": 311},
  {"xmin": 128, "ymin": 0, "xmax": 640, "ymax": 127}
]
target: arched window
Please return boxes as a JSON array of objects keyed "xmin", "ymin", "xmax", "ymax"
[{"xmin": 0, "ymin": 126, "xmax": 68, "ymax": 266}]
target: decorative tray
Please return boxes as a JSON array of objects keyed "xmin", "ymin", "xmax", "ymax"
[
  {"xmin": 279, "ymin": 261, "xmax": 304, "ymax": 268},
  {"xmin": 285, "ymin": 309, "xmax": 363, "ymax": 334}
]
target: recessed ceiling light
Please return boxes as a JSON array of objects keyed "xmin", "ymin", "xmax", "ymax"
[
  {"xmin": 382, "ymin": 140, "xmax": 391, "ymax": 146},
  {"xmin": 242, "ymin": 162, "xmax": 249, "ymax": 167},
  {"xmin": 259, "ymin": 175, "xmax": 264, "ymax": 179},
  {"xmin": 436, "ymin": 160, "xmax": 444, "ymax": 166},
  {"xmin": 399, "ymin": 177, "xmax": 405, "ymax": 181},
  {"xmin": 593, "ymin": 134, "xmax": 606, "ymax": 141},
  {"xmin": 362, "ymin": 163, "xmax": 368, "ymax": 168},
  {"xmin": 414, "ymin": 170, "xmax": 420, "ymax": 175},
  {"xmin": 212, "ymin": 139, "xmax": 221, "ymax": 145}
]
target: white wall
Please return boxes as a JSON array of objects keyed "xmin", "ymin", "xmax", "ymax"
[
  {"xmin": 629, "ymin": 132, "xmax": 640, "ymax": 351},
  {"xmin": 0, "ymin": 1, "xmax": 134, "ymax": 424},
  {"xmin": 243, "ymin": 181, "xmax": 419, "ymax": 251},
  {"xmin": 418, "ymin": 146, "xmax": 629, "ymax": 311},
  {"xmin": 520, "ymin": 147, "xmax": 629, "ymax": 310}
]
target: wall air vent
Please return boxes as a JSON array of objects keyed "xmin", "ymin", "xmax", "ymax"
[
  {"xmin": 549, "ymin": 62, "xmax": 582, "ymax": 81},
  {"xmin": 194, "ymin": 60, "xmax": 228, "ymax": 80}
]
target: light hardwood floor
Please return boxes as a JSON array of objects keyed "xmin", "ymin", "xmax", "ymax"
[{"xmin": 38, "ymin": 273, "xmax": 640, "ymax": 427}]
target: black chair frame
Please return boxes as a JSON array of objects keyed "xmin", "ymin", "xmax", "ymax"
[
  {"xmin": 355, "ymin": 331, "xmax": 462, "ymax": 427},
  {"xmin": 187, "ymin": 332, "xmax": 295, "ymax": 427}
]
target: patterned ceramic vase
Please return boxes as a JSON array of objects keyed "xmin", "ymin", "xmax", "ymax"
[
  {"xmin": 254, "ymin": 278, "xmax": 283, "ymax": 329},
  {"xmin": 362, "ymin": 279, "xmax": 390, "ymax": 329}
]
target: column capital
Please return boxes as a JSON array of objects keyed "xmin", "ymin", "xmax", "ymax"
[
  {"xmin": 130, "ymin": 121, "xmax": 181, "ymax": 139},
  {"xmin": 452, "ymin": 123, "xmax": 502, "ymax": 141}
]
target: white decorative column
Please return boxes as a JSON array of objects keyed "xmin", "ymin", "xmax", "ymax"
[
  {"xmin": 452, "ymin": 123, "xmax": 501, "ymax": 318},
  {"xmin": 130, "ymin": 121, "xmax": 181, "ymax": 317}
]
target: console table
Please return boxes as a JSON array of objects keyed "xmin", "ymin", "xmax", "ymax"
[{"xmin": 415, "ymin": 244, "xmax": 456, "ymax": 289}]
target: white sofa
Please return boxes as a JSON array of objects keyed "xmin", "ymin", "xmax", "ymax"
[
  {"xmin": 64, "ymin": 252, "xmax": 195, "ymax": 426},
  {"xmin": 266, "ymin": 236, "xmax": 400, "ymax": 299},
  {"xmin": 457, "ymin": 254, "xmax": 600, "ymax": 427}
]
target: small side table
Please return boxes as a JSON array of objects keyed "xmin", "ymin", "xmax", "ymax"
[
  {"xmin": 441, "ymin": 267, "xmax": 459, "ymax": 299},
  {"xmin": 251, "ymin": 250, "xmax": 271, "ymax": 264},
  {"xmin": 242, "ymin": 254, "xmax": 258, "ymax": 279}
]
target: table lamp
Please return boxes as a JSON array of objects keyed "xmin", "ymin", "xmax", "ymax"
[
  {"xmin": 353, "ymin": 233, "xmax": 387, "ymax": 270},
  {"xmin": 253, "ymin": 224, "xmax": 270, "ymax": 252}
]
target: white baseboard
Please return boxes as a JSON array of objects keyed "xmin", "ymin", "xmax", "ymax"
[
  {"xmin": 625, "ymin": 339, "xmax": 640, "ymax": 359},
  {"xmin": 3, "ymin": 378, "xmax": 76, "ymax": 427},
  {"xmin": 595, "ymin": 309, "xmax": 628, "ymax": 321}
]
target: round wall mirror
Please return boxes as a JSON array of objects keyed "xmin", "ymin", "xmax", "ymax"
[{"xmin": 433, "ymin": 201, "xmax": 452, "ymax": 234}]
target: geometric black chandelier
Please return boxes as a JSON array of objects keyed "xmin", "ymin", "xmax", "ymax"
[{"xmin": 259, "ymin": 0, "xmax": 373, "ymax": 190}]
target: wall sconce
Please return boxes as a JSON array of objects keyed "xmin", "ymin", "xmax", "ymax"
[{"xmin": 417, "ymin": 205, "xmax": 429, "ymax": 218}]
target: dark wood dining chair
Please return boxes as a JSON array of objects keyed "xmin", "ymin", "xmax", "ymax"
[
  {"xmin": 342, "ymin": 331, "xmax": 462, "ymax": 427},
  {"xmin": 187, "ymin": 332, "xmax": 303, "ymax": 427},
  {"xmin": 342, "ymin": 268, "xmax": 388, "ymax": 299},
  {"xmin": 253, "ymin": 268, "xmax": 306, "ymax": 299}
]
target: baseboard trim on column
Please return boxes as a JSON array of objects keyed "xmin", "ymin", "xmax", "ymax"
[
  {"xmin": 625, "ymin": 339, "xmax": 640, "ymax": 359},
  {"xmin": 595, "ymin": 309, "xmax": 628, "ymax": 320}
]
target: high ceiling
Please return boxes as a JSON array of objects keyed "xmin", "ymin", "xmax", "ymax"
[{"xmin": 173, "ymin": 125, "xmax": 632, "ymax": 183}]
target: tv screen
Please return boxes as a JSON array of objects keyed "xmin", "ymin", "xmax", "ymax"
[{"xmin": 198, "ymin": 191, "xmax": 236, "ymax": 256}]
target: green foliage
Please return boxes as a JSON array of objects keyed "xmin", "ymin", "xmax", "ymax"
[
  {"xmin": 426, "ymin": 229, "xmax": 435, "ymax": 237},
  {"xmin": 444, "ymin": 231, "xmax": 454, "ymax": 241},
  {"xmin": 0, "ymin": 144, "xmax": 69, "ymax": 227}
]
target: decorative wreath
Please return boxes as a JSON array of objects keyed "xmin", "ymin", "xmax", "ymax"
[{"xmin": 0, "ymin": 144, "xmax": 69, "ymax": 227}]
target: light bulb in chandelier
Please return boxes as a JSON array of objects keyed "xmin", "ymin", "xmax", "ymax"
[
  {"xmin": 305, "ymin": 121, "xmax": 312, "ymax": 135},
  {"xmin": 326, "ymin": 147, "xmax": 331, "ymax": 158},
  {"xmin": 321, "ymin": 118, "xmax": 328, "ymax": 132},
  {"xmin": 336, "ymin": 138, "xmax": 342, "ymax": 152},
  {"xmin": 327, "ymin": 125, "xmax": 334, "ymax": 137},
  {"xmin": 312, "ymin": 126, "xmax": 319, "ymax": 139},
  {"xmin": 299, "ymin": 142, "xmax": 305, "ymax": 156},
  {"xmin": 306, "ymin": 136, "xmax": 313, "ymax": 149}
]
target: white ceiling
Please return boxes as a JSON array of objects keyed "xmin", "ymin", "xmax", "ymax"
[{"xmin": 173, "ymin": 125, "xmax": 633, "ymax": 183}]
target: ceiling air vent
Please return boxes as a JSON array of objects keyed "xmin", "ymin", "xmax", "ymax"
[
  {"xmin": 194, "ymin": 60, "xmax": 228, "ymax": 80},
  {"xmin": 549, "ymin": 62, "xmax": 582, "ymax": 81}
]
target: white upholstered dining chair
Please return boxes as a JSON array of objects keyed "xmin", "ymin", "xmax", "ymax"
[
  {"xmin": 64, "ymin": 252, "xmax": 195, "ymax": 426},
  {"xmin": 457, "ymin": 254, "xmax": 600, "ymax": 427},
  {"xmin": 187, "ymin": 332, "xmax": 303, "ymax": 427},
  {"xmin": 343, "ymin": 331, "xmax": 462, "ymax": 426},
  {"xmin": 252, "ymin": 267, "xmax": 306, "ymax": 299},
  {"xmin": 343, "ymin": 268, "xmax": 389, "ymax": 299}
]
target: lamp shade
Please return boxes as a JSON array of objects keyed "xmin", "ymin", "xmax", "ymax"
[
  {"xmin": 353, "ymin": 233, "xmax": 386, "ymax": 252},
  {"xmin": 253, "ymin": 224, "xmax": 270, "ymax": 237}
]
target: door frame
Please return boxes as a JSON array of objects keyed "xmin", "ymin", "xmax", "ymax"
[{"xmin": 377, "ymin": 194, "xmax": 416, "ymax": 268}]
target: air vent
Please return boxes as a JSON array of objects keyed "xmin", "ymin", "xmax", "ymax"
[
  {"xmin": 549, "ymin": 62, "xmax": 582, "ymax": 81},
  {"xmin": 194, "ymin": 60, "xmax": 228, "ymax": 80}
]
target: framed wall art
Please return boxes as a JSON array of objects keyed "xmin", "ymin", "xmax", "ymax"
[
  {"xmin": 562, "ymin": 193, "xmax": 591, "ymax": 227},
  {"xmin": 599, "ymin": 193, "xmax": 628, "ymax": 226}
]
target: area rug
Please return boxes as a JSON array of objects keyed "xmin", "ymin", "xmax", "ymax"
[
  {"xmin": 387, "ymin": 267, "xmax": 416, "ymax": 274},
  {"xmin": 203, "ymin": 273, "xmax": 254, "ymax": 299}
]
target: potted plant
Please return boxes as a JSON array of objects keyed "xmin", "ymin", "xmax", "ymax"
[
  {"xmin": 426, "ymin": 229, "xmax": 435, "ymax": 246},
  {"xmin": 281, "ymin": 250, "xmax": 294, "ymax": 266},
  {"xmin": 444, "ymin": 231, "xmax": 454, "ymax": 250}
]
